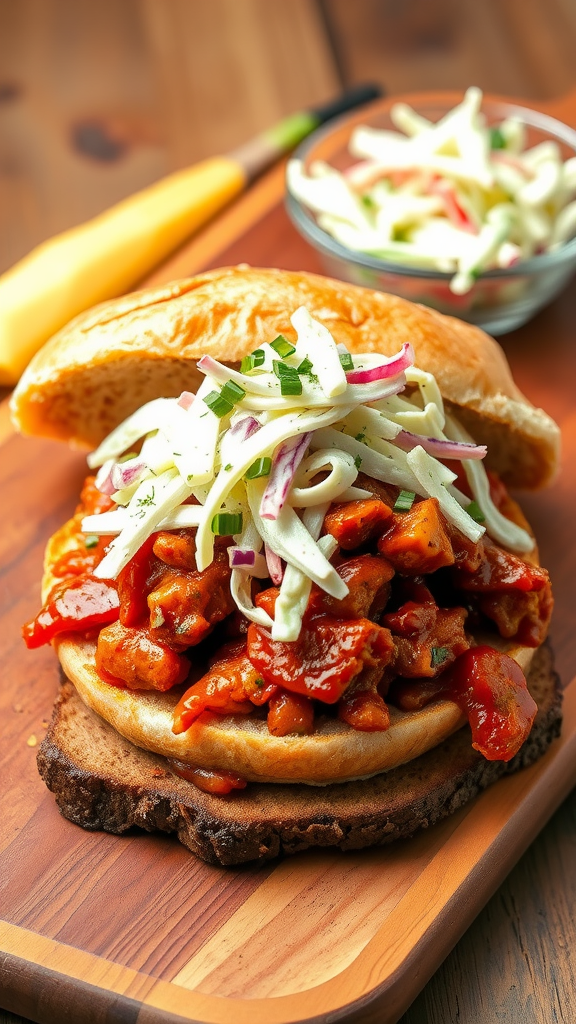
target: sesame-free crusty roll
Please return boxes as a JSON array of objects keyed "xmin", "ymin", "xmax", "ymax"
[{"xmin": 11, "ymin": 266, "xmax": 559, "ymax": 488}]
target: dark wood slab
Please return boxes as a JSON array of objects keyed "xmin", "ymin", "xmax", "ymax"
[{"xmin": 2, "ymin": 93, "xmax": 576, "ymax": 1024}]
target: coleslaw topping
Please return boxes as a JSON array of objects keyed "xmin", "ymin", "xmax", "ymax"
[
  {"xmin": 287, "ymin": 87, "xmax": 576, "ymax": 294},
  {"xmin": 83, "ymin": 306, "xmax": 533, "ymax": 641}
]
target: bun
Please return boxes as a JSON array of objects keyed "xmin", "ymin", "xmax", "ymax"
[
  {"xmin": 38, "ymin": 645, "xmax": 561, "ymax": 864},
  {"xmin": 11, "ymin": 266, "xmax": 559, "ymax": 488},
  {"xmin": 54, "ymin": 635, "xmax": 535, "ymax": 785}
]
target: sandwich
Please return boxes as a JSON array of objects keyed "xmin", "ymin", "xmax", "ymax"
[{"xmin": 13, "ymin": 266, "xmax": 562, "ymax": 866}]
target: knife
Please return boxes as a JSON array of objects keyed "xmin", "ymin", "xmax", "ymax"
[{"xmin": 0, "ymin": 83, "xmax": 381, "ymax": 385}]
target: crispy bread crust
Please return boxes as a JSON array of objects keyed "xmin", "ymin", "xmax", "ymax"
[
  {"xmin": 11, "ymin": 266, "xmax": 559, "ymax": 487},
  {"xmin": 54, "ymin": 635, "xmax": 535, "ymax": 785},
  {"xmin": 37, "ymin": 643, "xmax": 562, "ymax": 865}
]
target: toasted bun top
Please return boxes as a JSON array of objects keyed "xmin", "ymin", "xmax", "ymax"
[{"xmin": 11, "ymin": 266, "xmax": 559, "ymax": 488}]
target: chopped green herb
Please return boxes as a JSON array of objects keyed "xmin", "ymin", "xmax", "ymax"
[
  {"xmin": 280, "ymin": 376, "xmax": 302, "ymax": 397},
  {"xmin": 308, "ymin": 372, "xmax": 319, "ymax": 385},
  {"xmin": 466, "ymin": 500, "xmax": 486, "ymax": 523},
  {"xmin": 355, "ymin": 432, "xmax": 366, "ymax": 442},
  {"xmin": 203, "ymin": 390, "xmax": 234, "ymax": 417},
  {"xmin": 224, "ymin": 463, "xmax": 232, "ymax": 472},
  {"xmin": 361, "ymin": 194, "xmax": 377, "ymax": 210},
  {"xmin": 270, "ymin": 334, "xmax": 296, "ymax": 358},
  {"xmin": 172, "ymin": 452, "xmax": 182, "ymax": 457},
  {"xmin": 339, "ymin": 351, "xmax": 354, "ymax": 371},
  {"xmin": 354, "ymin": 455, "xmax": 362, "ymax": 470},
  {"xmin": 394, "ymin": 490, "xmax": 416, "ymax": 512},
  {"xmin": 220, "ymin": 379, "xmax": 246, "ymax": 404},
  {"xmin": 84, "ymin": 534, "xmax": 99, "ymax": 549},
  {"xmin": 135, "ymin": 488, "xmax": 156, "ymax": 518},
  {"xmin": 245, "ymin": 457, "xmax": 272, "ymax": 479},
  {"xmin": 431, "ymin": 646, "xmax": 450, "ymax": 668},
  {"xmin": 254, "ymin": 677, "xmax": 265, "ymax": 688},
  {"xmin": 272, "ymin": 359, "xmax": 293, "ymax": 378},
  {"xmin": 490, "ymin": 126, "xmax": 506, "ymax": 150},
  {"xmin": 296, "ymin": 356, "xmax": 313, "ymax": 375},
  {"xmin": 273, "ymin": 360, "xmax": 302, "ymax": 396},
  {"xmin": 211, "ymin": 512, "xmax": 243, "ymax": 536},
  {"xmin": 241, "ymin": 349, "xmax": 266, "ymax": 373}
]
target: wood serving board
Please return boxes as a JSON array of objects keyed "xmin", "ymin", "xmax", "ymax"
[{"xmin": 2, "ymin": 92, "xmax": 576, "ymax": 1024}]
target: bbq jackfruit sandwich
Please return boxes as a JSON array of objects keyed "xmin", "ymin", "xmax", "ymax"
[{"xmin": 13, "ymin": 267, "xmax": 562, "ymax": 865}]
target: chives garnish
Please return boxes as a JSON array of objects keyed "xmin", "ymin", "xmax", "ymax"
[
  {"xmin": 431, "ymin": 646, "xmax": 450, "ymax": 668},
  {"xmin": 393, "ymin": 490, "xmax": 416, "ymax": 512},
  {"xmin": 270, "ymin": 335, "xmax": 296, "ymax": 358},
  {"xmin": 245, "ymin": 457, "xmax": 272, "ymax": 479},
  {"xmin": 240, "ymin": 349, "xmax": 266, "ymax": 373},
  {"xmin": 237, "ymin": 350, "xmax": 264, "ymax": 374},
  {"xmin": 296, "ymin": 356, "xmax": 313, "ymax": 374},
  {"xmin": 272, "ymin": 359, "xmax": 295, "ymax": 377},
  {"xmin": 354, "ymin": 455, "xmax": 362, "ymax": 470},
  {"xmin": 211, "ymin": 512, "xmax": 243, "ymax": 536},
  {"xmin": 280, "ymin": 376, "xmax": 302, "ymax": 397},
  {"xmin": 203, "ymin": 390, "xmax": 234, "ymax": 417},
  {"xmin": 490, "ymin": 126, "xmax": 506, "ymax": 150},
  {"xmin": 84, "ymin": 534, "xmax": 99, "ymax": 549},
  {"xmin": 272, "ymin": 360, "xmax": 302, "ymax": 396},
  {"xmin": 466, "ymin": 500, "xmax": 486, "ymax": 523},
  {"xmin": 339, "ymin": 352, "xmax": 354, "ymax": 371},
  {"xmin": 220, "ymin": 379, "xmax": 246, "ymax": 404}
]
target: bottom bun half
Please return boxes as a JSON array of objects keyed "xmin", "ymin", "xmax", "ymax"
[
  {"xmin": 38, "ymin": 644, "xmax": 560, "ymax": 865},
  {"xmin": 55, "ymin": 635, "xmax": 536, "ymax": 785}
]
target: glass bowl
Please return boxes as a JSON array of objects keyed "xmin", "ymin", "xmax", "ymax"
[{"xmin": 285, "ymin": 92, "xmax": 576, "ymax": 335}]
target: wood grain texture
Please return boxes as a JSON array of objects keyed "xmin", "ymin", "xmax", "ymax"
[
  {"xmin": 2, "ymin": 4, "xmax": 576, "ymax": 1022},
  {"xmin": 2, "ymin": 178, "xmax": 576, "ymax": 1021},
  {"xmin": 0, "ymin": 0, "xmax": 338, "ymax": 275},
  {"xmin": 322, "ymin": 0, "xmax": 576, "ymax": 100}
]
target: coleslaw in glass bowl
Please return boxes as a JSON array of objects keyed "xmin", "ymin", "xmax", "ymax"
[{"xmin": 286, "ymin": 89, "xmax": 576, "ymax": 335}]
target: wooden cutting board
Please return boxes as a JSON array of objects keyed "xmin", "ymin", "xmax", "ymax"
[{"xmin": 2, "ymin": 93, "xmax": 576, "ymax": 1024}]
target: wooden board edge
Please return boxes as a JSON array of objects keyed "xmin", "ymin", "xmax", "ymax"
[{"xmin": 1, "ymin": 676, "xmax": 575, "ymax": 1024}]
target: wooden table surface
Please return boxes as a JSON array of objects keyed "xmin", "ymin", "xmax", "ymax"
[
  {"xmin": 2, "ymin": 163, "xmax": 576, "ymax": 1024},
  {"xmin": 2, "ymin": 4, "xmax": 576, "ymax": 1022}
]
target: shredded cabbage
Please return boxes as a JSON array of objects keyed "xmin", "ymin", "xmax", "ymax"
[
  {"xmin": 82, "ymin": 307, "xmax": 531, "ymax": 641},
  {"xmin": 287, "ymin": 86, "xmax": 576, "ymax": 294}
]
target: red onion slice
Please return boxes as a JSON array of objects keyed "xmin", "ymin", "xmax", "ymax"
[
  {"xmin": 265, "ymin": 544, "xmax": 284, "ymax": 585},
  {"xmin": 95, "ymin": 459, "xmax": 116, "ymax": 496},
  {"xmin": 228, "ymin": 547, "xmax": 269, "ymax": 578},
  {"xmin": 346, "ymin": 343, "xmax": 415, "ymax": 384},
  {"xmin": 220, "ymin": 416, "xmax": 261, "ymax": 466},
  {"xmin": 228, "ymin": 416, "xmax": 261, "ymax": 443},
  {"xmin": 393, "ymin": 430, "xmax": 487, "ymax": 460},
  {"xmin": 110, "ymin": 458, "xmax": 148, "ymax": 491},
  {"xmin": 260, "ymin": 432, "xmax": 311, "ymax": 520},
  {"xmin": 177, "ymin": 391, "xmax": 195, "ymax": 410},
  {"xmin": 229, "ymin": 548, "xmax": 256, "ymax": 568}
]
